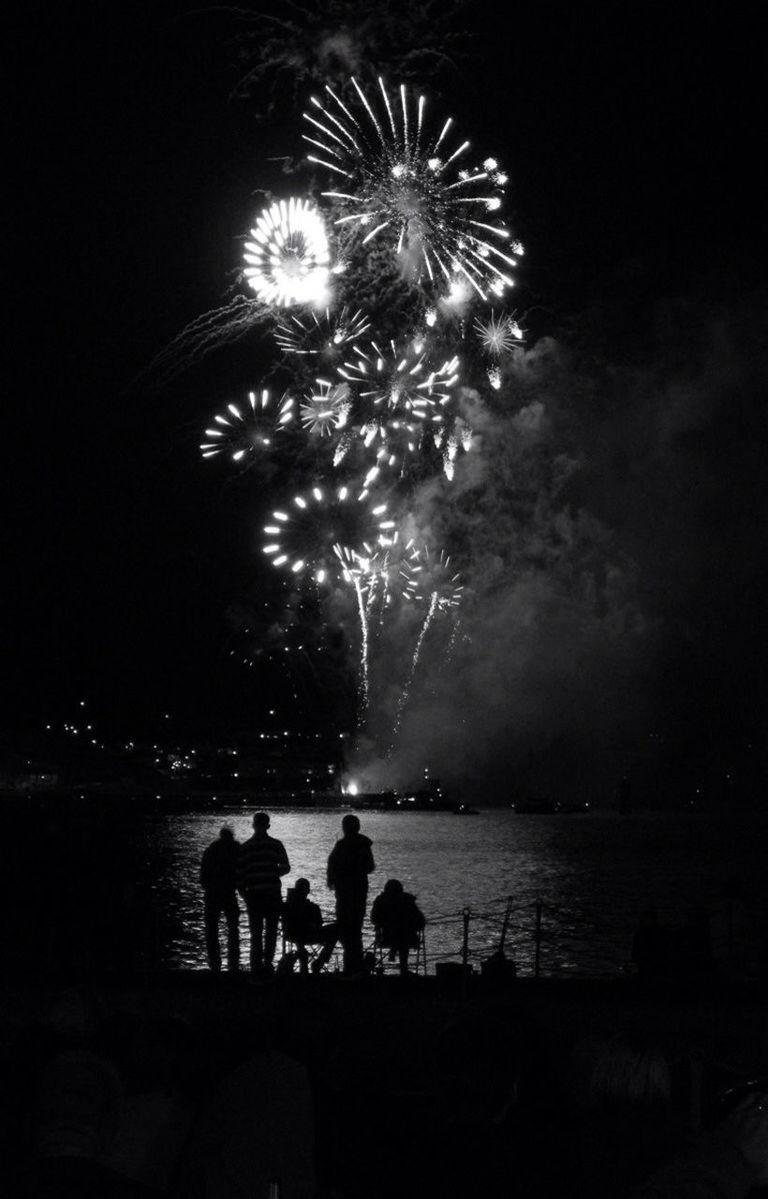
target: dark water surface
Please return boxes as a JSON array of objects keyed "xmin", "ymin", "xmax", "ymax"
[{"xmin": 140, "ymin": 810, "xmax": 768, "ymax": 977}]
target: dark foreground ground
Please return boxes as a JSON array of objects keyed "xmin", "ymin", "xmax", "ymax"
[{"xmin": 2, "ymin": 969, "xmax": 768, "ymax": 1197}]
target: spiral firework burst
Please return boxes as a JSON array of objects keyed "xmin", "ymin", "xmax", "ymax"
[
  {"xmin": 302, "ymin": 76, "xmax": 520, "ymax": 298},
  {"xmin": 299, "ymin": 379, "xmax": 351, "ymax": 436},
  {"xmin": 262, "ymin": 484, "xmax": 396, "ymax": 584},
  {"xmin": 275, "ymin": 306, "xmax": 371, "ymax": 359},
  {"xmin": 243, "ymin": 197, "xmax": 331, "ymax": 306},
  {"xmin": 200, "ymin": 388, "xmax": 296, "ymax": 461}
]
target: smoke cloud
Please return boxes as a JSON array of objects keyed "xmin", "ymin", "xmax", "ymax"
[{"xmin": 348, "ymin": 287, "xmax": 768, "ymax": 804}]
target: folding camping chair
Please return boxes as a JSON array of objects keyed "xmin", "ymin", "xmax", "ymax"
[
  {"xmin": 280, "ymin": 911, "xmax": 341, "ymax": 975},
  {"xmin": 369, "ymin": 924, "xmax": 427, "ymax": 976}
]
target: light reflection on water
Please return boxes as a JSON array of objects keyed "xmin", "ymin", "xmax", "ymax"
[{"xmin": 142, "ymin": 810, "xmax": 768, "ymax": 976}]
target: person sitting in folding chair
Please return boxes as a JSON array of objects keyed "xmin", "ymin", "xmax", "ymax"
[
  {"xmin": 282, "ymin": 878, "xmax": 338, "ymax": 975},
  {"xmin": 370, "ymin": 879, "xmax": 425, "ymax": 976}
]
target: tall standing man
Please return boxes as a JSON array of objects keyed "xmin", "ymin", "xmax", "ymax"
[
  {"xmin": 200, "ymin": 826, "xmax": 240, "ymax": 972},
  {"xmin": 326, "ymin": 814, "xmax": 375, "ymax": 975},
  {"xmin": 236, "ymin": 812, "xmax": 290, "ymax": 976}
]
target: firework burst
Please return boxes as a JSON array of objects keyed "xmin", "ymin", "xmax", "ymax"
[
  {"xmin": 275, "ymin": 305, "xmax": 371, "ymax": 359},
  {"xmin": 336, "ymin": 537, "xmax": 418, "ymax": 605},
  {"xmin": 401, "ymin": 545, "xmax": 463, "ymax": 607},
  {"xmin": 244, "ymin": 197, "xmax": 331, "ymax": 306},
  {"xmin": 262, "ymin": 484, "xmax": 396, "ymax": 583},
  {"xmin": 200, "ymin": 388, "xmax": 296, "ymax": 461},
  {"xmin": 337, "ymin": 337, "xmax": 459, "ymax": 423},
  {"xmin": 299, "ymin": 379, "xmax": 352, "ymax": 436},
  {"xmin": 473, "ymin": 311, "xmax": 523, "ymax": 356},
  {"xmin": 303, "ymin": 76, "xmax": 520, "ymax": 298}
]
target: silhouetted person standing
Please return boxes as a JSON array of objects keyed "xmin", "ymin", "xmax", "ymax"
[
  {"xmin": 200, "ymin": 826, "xmax": 240, "ymax": 972},
  {"xmin": 236, "ymin": 812, "xmax": 290, "ymax": 976},
  {"xmin": 326, "ymin": 814, "xmax": 374, "ymax": 975}
]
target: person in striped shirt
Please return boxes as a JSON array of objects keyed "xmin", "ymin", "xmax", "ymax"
[{"xmin": 236, "ymin": 812, "xmax": 290, "ymax": 976}]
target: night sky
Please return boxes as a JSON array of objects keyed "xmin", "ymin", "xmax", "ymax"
[{"xmin": 6, "ymin": 3, "xmax": 767, "ymax": 799}]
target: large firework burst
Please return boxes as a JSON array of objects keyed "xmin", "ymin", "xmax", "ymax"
[
  {"xmin": 243, "ymin": 197, "xmax": 331, "ymax": 306},
  {"xmin": 262, "ymin": 484, "xmax": 396, "ymax": 583},
  {"xmin": 200, "ymin": 388, "xmax": 296, "ymax": 462},
  {"xmin": 303, "ymin": 76, "xmax": 520, "ymax": 297}
]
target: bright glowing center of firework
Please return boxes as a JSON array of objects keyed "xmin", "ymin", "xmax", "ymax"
[
  {"xmin": 280, "ymin": 239, "xmax": 308, "ymax": 277},
  {"xmin": 281, "ymin": 256, "xmax": 302, "ymax": 280},
  {"xmin": 392, "ymin": 179, "xmax": 423, "ymax": 220},
  {"xmin": 244, "ymin": 197, "xmax": 331, "ymax": 307}
]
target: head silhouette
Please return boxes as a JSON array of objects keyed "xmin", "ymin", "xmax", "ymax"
[
  {"xmin": 220, "ymin": 827, "xmax": 235, "ymax": 842},
  {"xmin": 384, "ymin": 879, "xmax": 404, "ymax": 896},
  {"xmin": 253, "ymin": 812, "xmax": 270, "ymax": 833},
  {"xmin": 342, "ymin": 814, "xmax": 360, "ymax": 835},
  {"xmin": 568, "ymin": 1031, "xmax": 671, "ymax": 1113},
  {"xmin": 294, "ymin": 878, "xmax": 311, "ymax": 898}
]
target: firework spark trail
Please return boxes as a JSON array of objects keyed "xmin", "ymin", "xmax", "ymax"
[
  {"xmin": 443, "ymin": 618, "xmax": 462, "ymax": 667},
  {"xmin": 433, "ymin": 415, "xmax": 473, "ymax": 479},
  {"xmin": 140, "ymin": 296, "xmax": 269, "ymax": 388},
  {"xmin": 352, "ymin": 574, "xmax": 370, "ymax": 726},
  {"xmin": 389, "ymin": 589, "xmax": 439, "ymax": 750}
]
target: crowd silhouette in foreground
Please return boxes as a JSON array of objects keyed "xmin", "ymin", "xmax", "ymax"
[
  {"xmin": 200, "ymin": 813, "xmax": 426, "ymax": 978},
  {"xmin": 5, "ymin": 983, "xmax": 768, "ymax": 1197}
]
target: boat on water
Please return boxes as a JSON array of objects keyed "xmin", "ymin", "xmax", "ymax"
[{"xmin": 453, "ymin": 803, "xmax": 480, "ymax": 815}]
